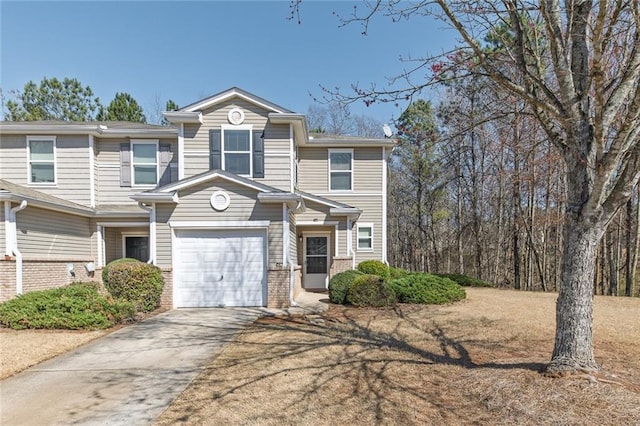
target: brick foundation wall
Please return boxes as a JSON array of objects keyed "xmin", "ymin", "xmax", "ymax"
[
  {"xmin": 331, "ymin": 256, "xmax": 354, "ymax": 278},
  {"xmin": 160, "ymin": 269, "xmax": 173, "ymax": 309},
  {"xmin": 267, "ymin": 266, "xmax": 291, "ymax": 308},
  {"xmin": 0, "ymin": 258, "xmax": 97, "ymax": 302}
]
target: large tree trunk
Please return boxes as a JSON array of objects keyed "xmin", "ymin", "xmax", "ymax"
[{"xmin": 547, "ymin": 216, "xmax": 602, "ymax": 372}]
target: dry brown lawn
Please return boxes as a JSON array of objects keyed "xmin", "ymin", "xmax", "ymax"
[{"xmin": 156, "ymin": 288, "xmax": 640, "ymax": 426}]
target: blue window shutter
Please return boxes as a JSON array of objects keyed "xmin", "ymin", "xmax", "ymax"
[
  {"xmin": 158, "ymin": 144, "xmax": 172, "ymax": 186},
  {"xmin": 253, "ymin": 130, "xmax": 264, "ymax": 178},
  {"xmin": 210, "ymin": 129, "xmax": 221, "ymax": 170},
  {"xmin": 120, "ymin": 143, "xmax": 131, "ymax": 187}
]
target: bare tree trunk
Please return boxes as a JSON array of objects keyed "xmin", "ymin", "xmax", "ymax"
[
  {"xmin": 626, "ymin": 185, "xmax": 640, "ymax": 296},
  {"xmin": 548, "ymin": 217, "xmax": 602, "ymax": 372}
]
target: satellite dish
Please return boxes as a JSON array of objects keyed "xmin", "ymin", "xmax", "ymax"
[{"xmin": 382, "ymin": 124, "xmax": 393, "ymax": 138}]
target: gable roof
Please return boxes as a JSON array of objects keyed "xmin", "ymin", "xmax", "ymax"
[{"xmin": 179, "ymin": 87, "xmax": 294, "ymax": 114}]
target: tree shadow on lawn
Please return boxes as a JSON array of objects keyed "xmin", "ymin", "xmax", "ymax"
[{"xmin": 157, "ymin": 305, "xmax": 550, "ymax": 425}]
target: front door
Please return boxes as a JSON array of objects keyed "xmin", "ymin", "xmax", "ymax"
[
  {"xmin": 124, "ymin": 236, "xmax": 149, "ymax": 262},
  {"xmin": 304, "ymin": 234, "xmax": 330, "ymax": 290}
]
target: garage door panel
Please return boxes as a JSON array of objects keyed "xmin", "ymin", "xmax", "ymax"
[{"xmin": 174, "ymin": 229, "xmax": 267, "ymax": 308}]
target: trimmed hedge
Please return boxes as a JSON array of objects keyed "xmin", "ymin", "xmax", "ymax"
[
  {"xmin": 0, "ymin": 282, "xmax": 135, "ymax": 330},
  {"xmin": 328, "ymin": 270, "xmax": 363, "ymax": 304},
  {"xmin": 346, "ymin": 274, "xmax": 396, "ymax": 307},
  {"xmin": 104, "ymin": 262, "xmax": 164, "ymax": 312},
  {"xmin": 435, "ymin": 273, "xmax": 493, "ymax": 287},
  {"xmin": 389, "ymin": 267, "xmax": 411, "ymax": 280},
  {"xmin": 357, "ymin": 260, "xmax": 390, "ymax": 281},
  {"xmin": 388, "ymin": 273, "xmax": 466, "ymax": 304},
  {"xmin": 102, "ymin": 258, "xmax": 140, "ymax": 283}
]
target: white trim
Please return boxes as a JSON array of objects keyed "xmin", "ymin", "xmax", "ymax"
[
  {"xmin": 158, "ymin": 170, "xmax": 269, "ymax": 193},
  {"xmin": 221, "ymin": 124, "xmax": 253, "ymax": 177},
  {"xmin": 130, "ymin": 139, "xmax": 160, "ymax": 186},
  {"xmin": 228, "ymin": 107, "xmax": 245, "ymax": 125},
  {"xmin": 382, "ymin": 146, "xmax": 388, "ymax": 263},
  {"xmin": 26, "ymin": 135, "xmax": 57, "ymax": 185},
  {"xmin": 314, "ymin": 192, "xmax": 383, "ymax": 197},
  {"xmin": 283, "ymin": 204, "xmax": 288, "ymax": 265},
  {"xmin": 296, "ymin": 220, "xmax": 339, "ymax": 226},
  {"xmin": 335, "ymin": 224, "xmax": 339, "ymax": 257},
  {"xmin": 290, "ymin": 124, "xmax": 295, "ymax": 193},
  {"xmin": 356, "ymin": 223, "xmax": 374, "ymax": 252},
  {"xmin": 120, "ymin": 233, "xmax": 150, "ymax": 261},
  {"xmin": 183, "ymin": 90, "xmax": 288, "ymax": 114},
  {"xmin": 328, "ymin": 148, "xmax": 353, "ymax": 192},
  {"xmin": 150, "ymin": 203, "xmax": 156, "ymax": 264},
  {"xmin": 97, "ymin": 163, "xmax": 121, "ymax": 169},
  {"xmin": 97, "ymin": 221, "xmax": 149, "ymax": 227},
  {"xmin": 347, "ymin": 217, "xmax": 353, "ymax": 262},
  {"xmin": 4, "ymin": 201, "xmax": 13, "ymax": 256},
  {"xmin": 178, "ymin": 123, "xmax": 185, "ymax": 179},
  {"xmin": 302, "ymin": 232, "xmax": 331, "ymax": 290},
  {"xmin": 171, "ymin": 228, "xmax": 177, "ymax": 308},
  {"xmin": 169, "ymin": 220, "xmax": 270, "ymax": 229},
  {"xmin": 89, "ymin": 135, "xmax": 95, "ymax": 208},
  {"xmin": 97, "ymin": 225, "xmax": 103, "ymax": 267}
]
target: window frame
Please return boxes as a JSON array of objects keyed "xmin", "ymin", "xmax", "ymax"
[
  {"xmin": 130, "ymin": 139, "xmax": 159, "ymax": 187},
  {"xmin": 27, "ymin": 136, "xmax": 57, "ymax": 185},
  {"xmin": 328, "ymin": 148, "xmax": 353, "ymax": 192},
  {"xmin": 121, "ymin": 233, "xmax": 150, "ymax": 263},
  {"xmin": 356, "ymin": 223, "xmax": 374, "ymax": 252},
  {"xmin": 221, "ymin": 124, "xmax": 253, "ymax": 177}
]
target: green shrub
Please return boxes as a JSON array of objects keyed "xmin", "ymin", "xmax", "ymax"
[
  {"xmin": 328, "ymin": 270, "xmax": 363, "ymax": 304},
  {"xmin": 357, "ymin": 260, "xmax": 390, "ymax": 281},
  {"xmin": 388, "ymin": 273, "xmax": 466, "ymax": 304},
  {"xmin": 0, "ymin": 282, "xmax": 135, "ymax": 330},
  {"xmin": 346, "ymin": 274, "xmax": 396, "ymax": 307},
  {"xmin": 104, "ymin": 262, "xmax": 164, "ymax": 312},
  {"xmin": 389, "ymin": 267, "xmax": 411, "ymax": 280},
  {"xmin": 102, "ymin": 258, "xmax": 140, "ymax": 283},
  {"xmin": 435, "ymin": 273, "xmax": 493, "ymax": 287}
]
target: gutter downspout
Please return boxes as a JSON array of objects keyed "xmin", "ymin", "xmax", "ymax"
[
  {"xmin": 10, "ymin": 200, "xmax": 27, "ymax": 295},
  {"xmin": 138, "ymin": 202, "xmax": 155, "ymax": 264}
]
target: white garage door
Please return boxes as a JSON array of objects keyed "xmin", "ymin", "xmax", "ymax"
[{"xmin": 174, "ymin": 229, "xmax": 267, "ymax": 307}]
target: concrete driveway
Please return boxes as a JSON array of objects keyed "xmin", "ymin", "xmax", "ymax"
[{"xmin": 0, "ymin": 308, "xmax": 262, "ymax": 425}]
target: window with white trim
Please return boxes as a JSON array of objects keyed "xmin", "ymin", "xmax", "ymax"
[
  {"xmin": 329, "ymin": 149, "xmax": 353, "ymax": 191},
  {"xmin": 131, "ymin": 141, "xmax": 158, "ymax": 185},
  {"xmin": 27, "ymin": 136, "xmax": 56, "ymax": 184},
  {"xmin": 357, "ymin": 223, "xmax": 373, "ymax": 251},
  {"xmin": 223, "ymin": 129, "xmax": 251, "ymax": 175}
]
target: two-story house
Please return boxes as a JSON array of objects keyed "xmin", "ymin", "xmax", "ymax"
[{"xmin": 0, "ymin": 87, "xmax": 394, "ymax": 308}]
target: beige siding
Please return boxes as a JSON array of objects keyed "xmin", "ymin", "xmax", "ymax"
[
  {"xmin": 102, "ymin": 227, "xmax": 149, "ymax": 263},
  {"xmin": 182, "ymin": 98, "xmax": 291, "ymax": 189},
  {"xmin": 289, "ymin": 210, "xmax": 298, "ymax": 265},
  {"xmin": 16, "ymin": 206, "xmax": 91, "ymax": 259},
  {"xmin": 0, "ymin": 205, "xmax": 5, "ymax": 254},
  {"xmin": 95, "ymin": 137, "xmax": 177, "ymax": 205},
  {"xmin": 332, "ymin": 194, "xmax": 384, "ymax": 263},
  {"xmin": 154, "ymin": 179, "xmax": 284, "ymax": 268},
  {"xmin": 0, "ymin": 134, "xmax": 92, "ymax": 206},
  {"xmin": 298, "ymin": 146, "xmax": 384, "ymax": 195}
]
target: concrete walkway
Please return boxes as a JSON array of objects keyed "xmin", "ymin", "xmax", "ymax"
[{"xmin": 0, "ymin": 292, "xmax": 327, "ymax": 425}]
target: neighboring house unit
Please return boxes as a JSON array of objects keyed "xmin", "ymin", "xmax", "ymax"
[{"xmin": 0, "ymin": 87, "xmax": 394, "ymax": 308}]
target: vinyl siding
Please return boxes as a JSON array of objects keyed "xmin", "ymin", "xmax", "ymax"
[
  {"xmin": 154, "ymin": 179, "xmax": 283, "ymax": 268},
  {"xmin": 0, "ymin": 205, "xmax": 5, "ymax": 254},
  {"xmin": 95, "ymin": 137, "xmax": 178, "ymax": 205},
  {"xmin": 16, "ymin": 206, "xmax": 92, "ymax": 259},
  {"xmin": 331, "ymin": 194, "xmax": 384, "ymax": 263},
  {"xmin": 182, "ymin": 98, "xmax": 291, "ymax": 189},
  {"xmin": 0, "ymin": 134, "xmax": 92, "ymax": 206},
  {"xmin": 295, "ymin": 200, "xmax": 350, "ymax": 259},
  {"xmin": 297, "ymin": 146, "xmax": 384, "ymax": 194},
  {"xmin": 102, "ymin": 227, "xmax": 149, "ymax": 263},
  {"xmin": 289, "ymin": 210, "xmax": 298, "ymax": 264}
]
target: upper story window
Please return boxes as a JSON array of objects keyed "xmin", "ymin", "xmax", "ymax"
[
  {"xmin": 119, "ymin": 140, "xmax": 172, "ymax": 188},
  {"xmin": 131, "ymin": 141, "xmax": 159, "ymax": 185},
  {"xmin": 329, "ymin": 149, "xmax": 353, "ymax": 191},
  {"xmin": 224, "ymin": 129, "xmax": 251, "ymax": 175},
  {"xmin": 27, "ymin": 136, "xmax": 56, "ymax": 184},
  {"xmin": 209, "ymin": 126, "xmax": 264, "ymax": 178}
]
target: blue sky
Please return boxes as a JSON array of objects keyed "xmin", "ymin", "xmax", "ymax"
[{"xmin": 1, "ymin": 1, "xmax": 457, "ymax": 124}]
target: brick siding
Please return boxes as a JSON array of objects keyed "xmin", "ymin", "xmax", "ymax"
[{"xmin": 267, "ymin": 266, "xmax": 291, "ymax": 308}]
